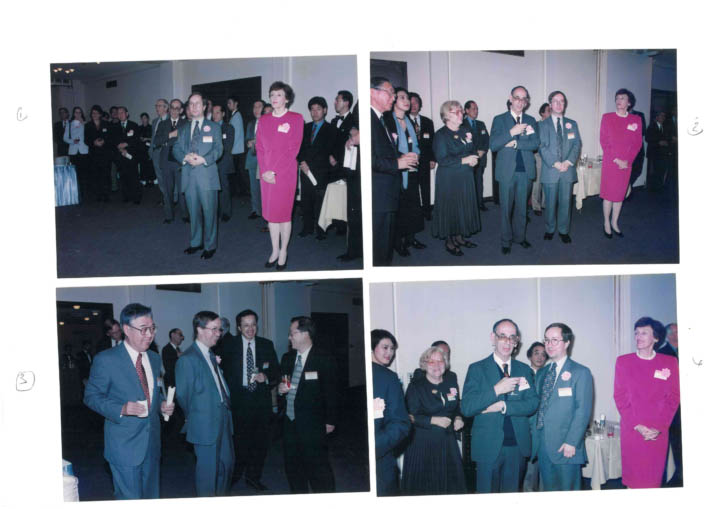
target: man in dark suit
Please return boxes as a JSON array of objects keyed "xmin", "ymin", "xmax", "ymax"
[
  {"xmin": 84, "ymin": 303, "xmax": 174, "ymax": 499},
  {"xmin": 53, "ymin": 107, "xmax": 70, "ymax": 157},
  {"xmin": 533, "ymin": 323, "xmax": 592, "ymax": 491},
  {"xmin": 161, "ymin": 328, "xmax": 184, "ymax": 389},
  {"xmin": 278, "ymin": 316, "xmax": 337, "ymax": 493},
  {"xmin": 538, "ymin": 91, "xmax": 581, "ymax": 243},
  {"xmin": 176, "ymin": 311, "xmax": 234, "ymax": 497},
  {"xmin": 371, "ymin": 77, "xmax": 418, "ymax": 266},
  {"xmin": 489, "ymin": 86, "xmax": 540, "ymax": 254},
  {"xmin": 646, "ymin": 111, "xmax": 672, "ymax": 191},
  {"xmin": 463, "ymin": 100, "xmax": 491, "ymax": 214},
  {"xmin": 96, "ymin": 319, "xmax": 124, "ymax": 353},
  {"xmin": 111, "ymin": 107, "xmax": 142, "ymax": 204},
  {"xmin": 297, "ymin": 96, "xmax": 337, "ymax": 240},
  {"xmin": 408, "ymin": 92, "xmax": 436, "ymax": 220},
  {"xmin": 76, "ymin": 340, "xmax": 93, "ymax": 384},
  {"xmin": 461, "ymin": 319, "xmax": 539, "ymax": 493},
  {"xmin": 371, "ymin": 329, "xmax": 410, "ymax": 496},
  {"xmin": 150, "ymin": 99, "xmax": 168, "ymax": 195},
  {"xmin": 244, "ymin": 100, "xmax": 265, "ymax": 219},
  {"xmin": 214, "ymin": 309, "xmax": 280, "ymax": 491},
  {"xmin": 656, "ymin": 321, "xmax": 682, "ymax": 486},
  {"xmin": 628, "ymin": 107, "xmax": 647, "ymax": 194},
  {"xmin": 212, "ymin": 104, "xmax": 235, "ymax": 222},
  {"xmin": 172, "ymin": 92, "xmax": 224, "ymax": 260},
  {"xmin": 154, "ymin": 98, "xmax": 189, "ymax": 224}
]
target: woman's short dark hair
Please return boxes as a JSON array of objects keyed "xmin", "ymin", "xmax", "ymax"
[
  {"xmin": 90, "ymin": 104, "xmax": 103, "ymax": 116},
  {"xmin": 545, "ymin": 322, "xmax": 574, "ymax": 343},
  {"xmin": 634, "ymin": 316, "xmax": 664, "ymax": 340},
  {"xmin": 371, "ymin": 329, "xmax": 397, "ymax": 350},
  {"xmin": 392, "ymin": 87, "xmax": 408, "ymax": 108},
  {"xmin": 615, "ymin": 88, "xmax": 636, "ymax": 109},
  {"xmin": 269, "ymin": 81, "xmax": 295, "ymax": 108}
]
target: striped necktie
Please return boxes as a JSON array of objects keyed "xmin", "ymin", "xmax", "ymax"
[{"xmin": 286, "ymin": 355, "xmax": 303, "ymax": 420}]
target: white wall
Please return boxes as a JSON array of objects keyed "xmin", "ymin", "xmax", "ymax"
[
  {"xmin": 369, "ymin": 274, "xmax": 677, "ymax": 422},
  {"xmin": 57, "ymin": 56, "xmax": 357, "ymax": 126},
  {"xmin": 372, "ymin": 49, "xmax": 657, "ymax": 195}
]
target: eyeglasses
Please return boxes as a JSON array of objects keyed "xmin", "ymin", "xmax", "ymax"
[
  {"xmin": 543, "ymin": 338, "xmax": 567, "ymax": 346},
  {"xmin": 170, "ymin": 106, "xmax": 183, "ymax": 111},
  {"xmin": 512, "ymin": 95, "xmax": 528, "ymax": 103},
  {"xmin": 373, "ymin": 87, "xmax": 396, "ymax": 97},
  {"xmin": 496, "ymin": 334, "xmax": 518, "ymax": 345},
  {"xmin": 427, "ymin": 360, "xmax": 445, "ymax": 366},
  {"xmin": 127, "ymin": 324, "xmax": 157, "ymax": 336},
  {"xmin": 448, "ymin": 109, "xmax": 463, "ymax": 115},
  {"xmin": 202, "ymin": 326, "xmax": 225, "ymax": 334}
]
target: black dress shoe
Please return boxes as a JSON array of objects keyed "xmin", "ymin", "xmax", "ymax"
[
  {"xmin": 221, "ymin": 214, "xmax": 230, "ymax": 222},
  {"xmin": 544, "ymin": 232, "xmax": 554, "ymax": 240},
  {"xmin": 264, "ymin": 258, "xmax": 277, "ymax": 268},
  {"xmin": 248, "ymin": 212, "xmax": 259, "ymax": 220},
  {"xmin": 182, "ymin": 217, "xmax": 190, "ymax": 224},
  {"xmin": 611, "ymin": 227, "xmax": 624, "ymax": 238},
  {"xmin": 246, "ymin": 478, "xmax": 268, "ymax": 491},
  {"xmin": 184, "ymin": 245, "xmax": 203, "ymax": 254},
  {"xmin": 163, "ymin": 219, "xmax": 172, "ymax": 224},
  {"xmin": 518, "ymin": 240, "xmax": 532, "ymax": 249},
  {"xmin": 337, "ymin": 253, "xmax": 357, "ymax": 262},
  {"xmin": 276, "ymin": 256, "xmax": 288, "ymax": 271},
  {"xmin": 200, "ymin": 249, "xmax": 215, "ymax": 259},
  {"xmin": 410, "ymin": 239, "xmax": 427, "ymax": 249},
  {"xmin": 445, "ymin": 244, "xmax": 463, "ymax": 256},
  {"xmin": 560, "ymin": 233, "xmax": 572, "ymax": 244},
  {"xmin": 603, "ymin": 226, "xmax": 612, "ymax": 239},
  {"xmin": 502, "ymin": 246, "xmax": 511, "ymax": 255}
]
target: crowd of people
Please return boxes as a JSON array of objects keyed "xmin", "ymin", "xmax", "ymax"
[
  {"xmin": 73, "ymin": 303, "xmax": 338, "ymax": 499},
  {"xmin": 371, "ymin": 317, "xmax": 681, "ymax": 495},
  {"xmin": 53, "ymin": 82, "xmax": 361, "ymax": 266},
  {"xmin": 370, "ymin": 77, "xmax": 679, "ymax": 265}
]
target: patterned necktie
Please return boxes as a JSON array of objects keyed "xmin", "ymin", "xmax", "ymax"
[
  {"xmin": 135, "ymin": 354, "xmax": 150, "ymax": 403},
  {"xmin": 556, "ymin": 117, "xmax": 563, "ymax": 160},
  {"xmin": 247, "ymin": 344, "xmax": 256, "ymax": 392},
  {"xmin": 286, "ymin": 354, "xmax": 303, "ymax": 421},
  {"xmin": 191, "ymin": 120, "xmax": 201, "ymax": 153},
  {"xmin": 502, "ymin": 363, "xmax": 509, "ymax": 377},
  {"xmin": 410, "ymin": 116, "xmax": 420, "ymax": 135},
  {"xmin": 536, "ymin": 362, "xmax": 557, "ymax": 429},
  {"xmin": 210, "ymin": 354, "xmax": 230, "ymax": 406},
  {"xmin": 172, "ymin": 119, "xmax": 177, "ymax": 130}
]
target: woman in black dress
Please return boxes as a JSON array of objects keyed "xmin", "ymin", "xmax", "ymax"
[
  {"xmin": 431, "ymin": 100, "xmax": 480, "ymax": 256},
  {"xmin": 401, "ymin": 346, "xmax": 466, "ymax": 495},
  {"xmin": 137, "ymin": 112, "xmax": 155, "ymax": 186},
  {"xmin": 84, "ymin": 105, "xmax": 113, "ymax": 201},
  {"xmin": 383, "ymin": 88, "xmax": 425, "ymax": 257}
]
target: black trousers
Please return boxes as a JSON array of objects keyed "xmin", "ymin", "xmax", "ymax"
[
  {"xmin": 300, "ymin": 179, "xmax": 326, "ymax": 234},
  {"xmin": 372, "ymin": 210, "xmax": 396, "ymax": 266},
  {"xmin": 117, "ymin": 158, "xmax": 141, "ymax": 202},
  {"xmin": 347, "ymin": 205, "xmax": 363, "ymax": 258},
  {"xmin": 232, "ymin": 153, "xmax": 249, "ymax": 196},
  {"xmin": 232, "ymin": 401, "xmax": 272, "ymax": 482},
  {"xmin": 283, "ymin": 417, "xmax": 335, "ymax": 493}
]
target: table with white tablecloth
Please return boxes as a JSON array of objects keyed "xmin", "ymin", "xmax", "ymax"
[
  {"xmin": 54, "ymin": 163, "xmax": 79, "ymax": 206},
  {"xmin": 318, "ymin": 180, "xmax": 348, "ymax": 231},
  {"xmin": 582, "ymin": 432, "xmax": 674, "ymax": 489},
  {"xmin": 574, "ymin": 159, "xmax": 602, "ymax": 210}
]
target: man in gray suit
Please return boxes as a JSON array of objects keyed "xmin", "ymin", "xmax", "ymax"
[
  {"xmin": 211, "ymin": 104, "xmax": 235, "ymax": 223},
  {"xmin": 538, "ymin": 91, "xmax": 581, "ymax": 244},
  {"xmin": 172, "ymin": 92, "xmax": 224, "ymax": 260},
  {"xmin": 154, "ymin": 99, "xmax": 189, "ymax": 224},
  {"xmin": 150, "ymin": 99, "xmax": 168, "ymax": 193},
  {"xmin": 490, "ymin": 86, "xmax": 540, "ymax": 255},
  {"xmin": 244, "ymin": 100, "xmax": 265, "ymax": 219}
]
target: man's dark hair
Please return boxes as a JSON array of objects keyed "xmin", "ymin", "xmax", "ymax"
[
  {"xmin": 409, "ymin": 92, "xmax": 423, "ymax": 109},
  {"xmin": 168, "ymin": 328, "xmax": 181, "ymax": 339},
  {"xmin": 492, "ymin": 318, "xmax": 520, "ymax": 337},
  {"xmin": 545, "ymin": 322, "xmax": 574, "ymax": 343},
  {"xmin": 370, "ymin": 76, "xmax": 391, "ymax": 89},
  {"xmin": 119, "ymin": 304, "xmax": 152, "ymax": 327},
  {"xmin": 431, "ymin": 340, "xmax": 449, "ymax": 349},
  {"xmin": 337, "ymin": 90, "xmax": 354, "ymax": 108},
  {"xmin": 548, "ymin": 90, "xmax": 568, "ymax": 112},
  {"xmin": 291, "ymin": 315, "xmax": 315, "ymax": 340},
  {"xmin": 308, "ymin": 96, "xmax": 328, "ymax": 110},
  {"xmin": 464, "ymin": 100, "xmax": 477, "ymax": 111},
  {"xmin": 104, "ymin": 319, "xmax": 120, "ymax": 334},
  {"xmin": 526, "ymin": 341, "xmax": 546, "ymax": 359},
  {"xmin": 193, "ymin": 311, "xmax": 219, "ymax": 340},
  {"xmin": 236, "ymin": 309, "xmax": 259, "ymax": 327},
  {"xmin": 539, "ymin": 102, "xmax": 550, "ymax": 116}
]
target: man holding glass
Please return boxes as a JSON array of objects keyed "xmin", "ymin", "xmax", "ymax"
[
  {"xmin": 533, "ymin": 323, "xmax": 592, "ymax": 491},
  {"xmin": 461, "ymin": 319, "xmax": 539, "ymax": 493},
  {"xmin": 84, "ymin": 303, "xmax": 174, "ymax": 499}
]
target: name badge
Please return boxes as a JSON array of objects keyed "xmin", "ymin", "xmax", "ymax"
[
  {"xmin": 654, "ymin": 369, "xmax": 668, "ymax": 380},
  {"xmin": 222, "ymin": 133, "xmax": 227, "ymax": 139},
  {"xmin": 202, "ymin": 136, "xmax": 213, "ymax": 143},
  {"xmin": 305, "ymin": 371, "xmax": 318, "ymax": 380},
  {"xmin": 567, "ymin": 133, "xmax": 575, "ymax": 140},
  {"xmin": 127, "ymin": 130, "xmax": 134, "ymax": 137},
  {"xmin": 447, "ymin": 394, "xmax": 456, "ymax": 401},
  {"xmin": 263, "ymin": 361, "xmax": 269, "ymax": 369},
  {"xmin": 558, "ymin": 387, "xmax": 573, "ymax": 397},
  {"xmin": 102, "ymin": 128, "xmax": 107, "ymax": 133},
  {"xmin": 423, "ymin": 133, "xmax": 430, "ymax": 139},
  {"xmin": 481, "ymin": 130, "xmax": 486, "ymax": 135}
]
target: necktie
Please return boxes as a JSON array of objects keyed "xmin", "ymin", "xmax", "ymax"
[
  {"xmin": 135, "ymin": 354, "xmax": 151, "ymax": 404},
  {"xmin": 171, "ymin": 119, "xmax": 177, "ymax": 130},
  {"xmin": 247, "ymin": 344, "xmax": 256, "ymax": 392},
  {"xmin": 191, "ymin": 120, "xmax": 201, "ymax": 152},
  {"xmin": 209, "ymin": 354, "xmax": 230, "ymax": 406},
  {"xmin": 471, "ymin": 118, "xmax": 476, "ymax": 130},
  {"xmin": 312, "ymin": 123, "xmax": 320, "ymax": 142},
  {"xmin": 502, "ymin": 363, "xmax": 509, "ymax": 377},
  {"xmin": 556, "ymin": 117, "xmax": 563, "ymax": 160},
  {"xmin": 286, "ymin": 355, "xmax": 303, "ymax": 420},
  {"xmin": 410, "ymin": 116, "xmax": 420, "ymax": 135},
  {"xmin": 536, "ymin": 362, "xmax": 557, "ymax": 429}
]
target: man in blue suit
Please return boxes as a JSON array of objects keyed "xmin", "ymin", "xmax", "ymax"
[
  {"xmin": 461, "ymin": 318, "xmax": 539, "ymax": 493},
  {"xmin": 538, "ymin": 91, "xmax": 581, "ymax": 243},
  {"xmin": 533, "ymin": 323, "xmax": 593, "ymax": 491},
  {"xmin": 84, "ymin": 303, "xmax": 174, "ymax": 500},
  {"xmin": 490, "ymin": 86, "xmax": 540, "ymax": 254},
  {"xmin": 371, "ymin": 329, "xmax": 410, "ymax": 496},
  {"xmin": 176, "ymin": 310, "xmax": 234, "ymax": 497},
  {"xmin": 173, "ymin": 92, "xmax": 224, "ymax": 260}
]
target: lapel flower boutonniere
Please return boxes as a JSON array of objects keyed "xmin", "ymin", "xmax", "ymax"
[
  {"xmin": 277, "ymin": 122, "xmax": 290, "ymax": 133},
  {"xmin": 203, "ymin": 125, "xmax": 211, "ymax": 132},
  {"xmin": 565, "ymin": 122, "xmax": 572, "ymax": 130},
  {"xmin": 561, "ymin": 371, "xmax": 571, "ymax": 381},
  {"xmin": 391, "ymin": 132, "xmax": 398, "ymax": 141},
  {"xmin": 215, "ymin": 355, "xmax": 222, "ymax": 365},
  {"xmin": 466, "ymin": 132, "xmax": 473, "ymax": 142},
  {"xmin": 449, "ymin": 387, "xmax": 458, "ymax": 397}
]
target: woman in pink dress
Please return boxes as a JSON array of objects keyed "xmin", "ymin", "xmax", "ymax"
[
  {"xmin": 614, "ymin": 317, "xmax": 680, "ymax": 488},
  {"xmin": 599, "ymin": 88, "xmax": 643, "ymax": 238},
  {"xmin": 255, "ymin": 81, "xmax": 304, "ymax": 270}
]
